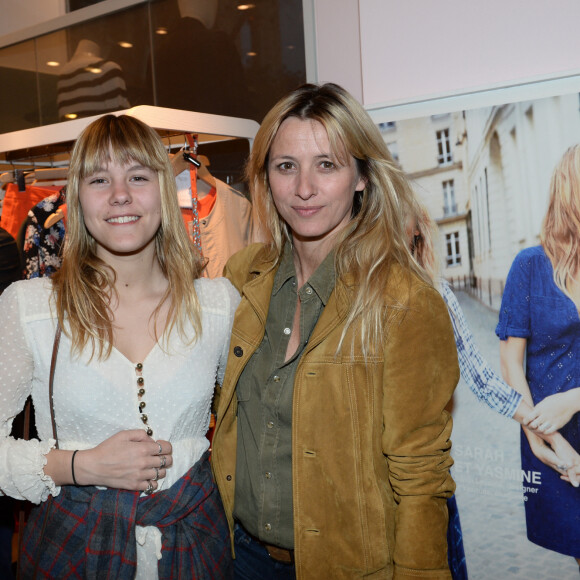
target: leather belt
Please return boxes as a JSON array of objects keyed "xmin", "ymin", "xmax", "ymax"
[
  {"xmin": 262, "ymin": 542, "xmax": 294, "ymax": 564},
  {"xmin": 243, "ymin": 526, "xmax": 295, "ymax": 564}
]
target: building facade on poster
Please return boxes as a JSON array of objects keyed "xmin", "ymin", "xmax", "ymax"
[
  {"xmin": 379, "ymin": 91, "xmax": 580, "ymax": 309},
  {"xmin": 464, "ymin": 92, "xmax": 580, "ymax": 309},
  {"xmin": 378, "ymin": 112, "xmax": 471, "ymax": 282}
]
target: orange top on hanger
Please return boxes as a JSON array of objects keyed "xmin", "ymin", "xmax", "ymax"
[
  {"xmin": 197, "ymin": 187, "xmax": 217, "ymax": 219},
  {"xmin": 1, "ymin": 183, "xmax": 61, "ymax": 239}
]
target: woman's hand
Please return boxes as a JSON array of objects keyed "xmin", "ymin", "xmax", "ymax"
[
  {"xmin": 545, "ymin": 431, "xmax": 580, "ymax": 488},
  {"xmin": 560, "ymin": 465, "xmax": 580, "ymax": 486},
  {"xmin": 524, "ymin": 428, "xmax": 580, "ymax": 487},
  {"xmin": 73, "ymin": 430, "xmax": 173, "ymax": 492},
  {"xmin": 523, "ymin": 389, "xmax": 580, "ymax": 434}
]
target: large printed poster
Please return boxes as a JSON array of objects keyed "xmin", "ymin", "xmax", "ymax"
[
  {"xmin": 451, "ymin": 292, "xmax": 577, "ymax": 578},
  {"xmin": 376, "ymin": 86, "xmax": 580, "ymax": 578}
]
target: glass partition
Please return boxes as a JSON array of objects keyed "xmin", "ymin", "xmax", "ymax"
[{"xmin": 0, "ymin": 0, "xmax": 306, "ymax": 134}]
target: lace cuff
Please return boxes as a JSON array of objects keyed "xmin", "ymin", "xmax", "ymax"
[{"xmin": 8, "ymin": 437, "xmax": 60, "ymax": 503}]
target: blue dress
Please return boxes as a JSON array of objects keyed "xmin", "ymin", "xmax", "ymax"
[{"xmin": 496, "ymin": 246, "xmax": 580, "ymax": 557}]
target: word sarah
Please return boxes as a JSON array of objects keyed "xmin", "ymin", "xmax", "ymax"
[{"xmin": 453, "ymin": 445, "xmax": 504, "ymax": 462}]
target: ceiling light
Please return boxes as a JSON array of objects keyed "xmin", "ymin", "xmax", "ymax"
[
  {"xmin": 118, "ymin": 41, "xmax": 133, "ymax": 48},
  {"xmin": 156, "ymin": 27, "xmax": 168, "ymax": 35},
  {"xmin": 237, "ymin": 3, "xmax": 255, "ymax": 10},
  {"xmin": 85, "ymin": 66, "xmax": 102, "ymax": 74},
  {"xmin": 46, "ymin": 61, "xmax": 60, "ymax": 67},
  {"xmin": 65, "ymin": 113, "xmax": 78, "ymax": 120},
  {"xmin": 246, "ymin": 51, "xmax": 257, "ymax": 57}
]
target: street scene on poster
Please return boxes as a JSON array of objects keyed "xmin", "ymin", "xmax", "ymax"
[{"xmin": 380, "ymin": 88, "xmax": 580, "ymax": 578}]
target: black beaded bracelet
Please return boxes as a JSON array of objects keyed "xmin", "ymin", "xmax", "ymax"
[{"xmin": 71, "ymin": 449, "xmax": 79, "ymax": 486}]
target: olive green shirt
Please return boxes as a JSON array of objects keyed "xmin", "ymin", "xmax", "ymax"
[{"xmin": 234, "ymin": 245, "xmax": 335, "ymax": 549}]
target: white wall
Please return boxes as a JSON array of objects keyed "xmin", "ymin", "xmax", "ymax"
[
  {"xmin": 0, "ymin": 0, "xmax": 65, "ymax": 38},
  {"xmin": 311, "ymin": 0, "xmax": 363, "ymax": 102},
  {"xmin": 312, "ymin": 0, "xmax": 580, "ymax": 114}
]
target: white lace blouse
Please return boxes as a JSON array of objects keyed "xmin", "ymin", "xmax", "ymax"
[{"xmin": 0, "ymin": 276, "xmax": 240, "ymax": 577}]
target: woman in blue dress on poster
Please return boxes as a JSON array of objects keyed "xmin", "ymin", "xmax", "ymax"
[{"xmin": 497, "ymin": 144, "xmax": 580, "ymax": 566}]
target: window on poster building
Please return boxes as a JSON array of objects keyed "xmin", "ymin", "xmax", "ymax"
[
  {"xmin": 436, "ymin": 128, "xmax": 453, "ymax": 165},
  {"xmin": 445, "ymin": 231, "xmax": 461, "ymax": 266},
  {"xmin": 0, "ymin": 0, "xmax": 306, "ymax": 133},
  {"xmin": 442, "ymin": 179, "xmax": 457, "ymax": 216},
  {"xmin": 378, "ymin": 121, "xmax": 396, "ymax": 132}
]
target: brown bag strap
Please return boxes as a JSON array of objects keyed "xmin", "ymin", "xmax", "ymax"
[
  {"xmin": 17, "ymin": 323, "xmax": 62, "ymax": 579},
  {"xmin": 48, "ymin": 324, "xmax": 62, "ymax": 449}
]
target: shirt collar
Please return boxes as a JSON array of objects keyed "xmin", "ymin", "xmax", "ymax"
[{"xmin": 272, "ymin": 243, "xmax": 336, "ymax": 306}]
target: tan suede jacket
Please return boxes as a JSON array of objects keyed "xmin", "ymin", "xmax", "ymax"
[{"xmin": 212, "ymin": 244, "xmax": 459, "ymax": 579}]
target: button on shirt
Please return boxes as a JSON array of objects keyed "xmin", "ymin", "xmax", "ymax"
[{"xmin": 234, "ymin": 245, "xmax": 336, "ymax": 549}]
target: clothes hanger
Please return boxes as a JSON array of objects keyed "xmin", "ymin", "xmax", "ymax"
[
  {"xmin": 31, "ymin": 167, "xmax": 68, "ymax": 185},
  {"xmin": 39, "ymin": 167, "xmax": 68, "ymax": 228},
  {"xmin": 195, "ymin": 155, "xmax": 216, "ymax": 188},
  {"xmin": 44, "ymin": 206, "xmax": 66, "ymax": 229},
  {"xmin": 0, "ymin": 172, "xmax": 13, "ymax": 185},
  {"xmin": 171, "ymin": 134, "xmax": 216, "ymax": 188}
]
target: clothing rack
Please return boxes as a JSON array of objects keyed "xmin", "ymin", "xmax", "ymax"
[
  {"xmin": 0, "ymin": 105, "xmax": 260, "ymax": 169},
  {"xmin": 0, "ymin": 167, "xmax": 69, "ymax": 186}
]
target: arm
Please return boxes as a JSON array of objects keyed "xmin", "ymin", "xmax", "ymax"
[
  {"xmin": 382, "ymin": 284, "xmax": 458, "ymax": 577},
  {"xmin": 0, "ymin": 282, "xmax": 55, "ymax": 502},
  {"xmin": 43, "ymin": 431, "xmax": 172, "ymax": 491},
  {"xmin": 521, "ymin": 389, "xmax": 580, "ymax": 434},
  {"xmin": 500, "ymin": 337, "xmax": 579, "ymax": 486},
  {"xmin": 440, "ymin": 285, "xmax": 580, "ymax": 478},
  {"xmin": 441, "ymin": 283, "xmax": 522, "ymax": 417}
]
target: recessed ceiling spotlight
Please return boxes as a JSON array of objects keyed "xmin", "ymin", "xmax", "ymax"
[
  {"xmin": 65, "ymin": 113, "xmax": 78, "ymax": 120},
  {"xmin": 118, "ymin": 41, "xmax": 133, "ymax": 48},
  {"xmin": 85, "ymin": 66, "xmax": 102, "ymax": 74},
  {"xmin": 237, "ymin": 3, "xmax": 256, "ymax": 10},
  {"xmin": 46, "ymin": 61, "xmax": 60, "ymax": 67},
  {"xmin": 156, "ymin": 27, "xmax": 168, "ymax": 35}
]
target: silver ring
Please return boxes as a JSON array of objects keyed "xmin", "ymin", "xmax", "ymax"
[
  {"xmin": 156, "ymin": 441, "xmax": 163, "ymax": 455},
  {"xmin": 160, "ymin": 455, "xmax": 167, "ymax": 469},
  {"xmin": 153, "ymin": 467, "xmax": 160, "ymax": 481},
  {"xmin": 145, "ymin": 480, "xmax": 154, "ymax": 495},
  {"xmin": 557, "ymin": 464, "xmax": 569, "ymax": 471}
]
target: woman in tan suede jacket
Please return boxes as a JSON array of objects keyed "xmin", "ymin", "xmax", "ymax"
[{"xmin": 211, "ymin": 83, "xmax": 460, "ymax": 580}]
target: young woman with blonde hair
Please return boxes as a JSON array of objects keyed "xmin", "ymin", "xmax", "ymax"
[
  {"xmin": 211, "ymin": 83, "xmax": 460, "ymax": 579},
  {"xmin": 498, "ymin": 144, "xmax": 580, "ymax": 564},
  {"xmin": 0, "ymin": 114, "xmax": 237, "ymax": 578}
]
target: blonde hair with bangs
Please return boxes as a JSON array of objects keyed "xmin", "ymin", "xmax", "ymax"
[
  {"xmin": 541, "ymin": 144, "xmax": 580, "ymax": 300},
  {"xmin": 52, "ymin": 114, "xmax": 204, "ymax": 359},
  {"xmin": 247, "ymin": 83, "xmax": 430, "ymax": 353}
]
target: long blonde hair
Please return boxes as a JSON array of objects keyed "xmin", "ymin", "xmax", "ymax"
[
  {"xmin": 247, "ymin": 83, "xmax": 430, "ymax": 352},
  {"xmin": 52, "ymin": 114, "xmax": 204, "ymax": 359},
  {"xmin": 541, "ymin": 144, "xmax": 580, "ymax": 298}
]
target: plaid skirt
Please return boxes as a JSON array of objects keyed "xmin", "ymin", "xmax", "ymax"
[{"xmin": 19, "ymin": 451, "xmax": 232, "ymax": 579}]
